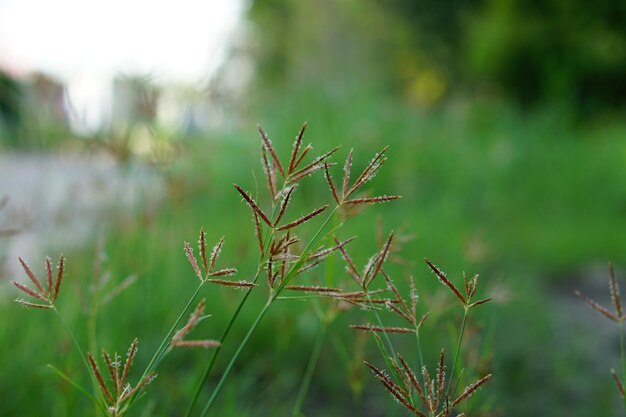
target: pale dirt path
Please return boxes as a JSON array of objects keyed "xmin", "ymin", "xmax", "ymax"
[{"xmin": 0, "ymin": 150, "xmax": 164, "ymax": 299}]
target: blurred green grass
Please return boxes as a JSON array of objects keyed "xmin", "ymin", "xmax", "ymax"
[{"xmin": 3, "ymin": 94, "xmax": 626, "ymax": 416}]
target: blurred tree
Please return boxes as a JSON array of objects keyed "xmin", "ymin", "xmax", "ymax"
[
  {"xmin": 246, "ymin": 0, "xmax": 626, "ymax": 112},
  {"xmin": 465, "ymin": 0, "xmax": 626, "ymax": 110}
]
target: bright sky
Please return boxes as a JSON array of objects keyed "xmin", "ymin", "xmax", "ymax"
[
  {"xmin": 0, "ymin": 0, "xmax": 245, "ymax": 131},
  {"xmin": 0, "ymin": 0, "xmax": 245, "ymax": 81}
]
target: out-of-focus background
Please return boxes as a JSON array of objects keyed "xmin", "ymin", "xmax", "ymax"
[{"xmin": 2, "ymin": 1, "xmax": 626, "ymax": 416}]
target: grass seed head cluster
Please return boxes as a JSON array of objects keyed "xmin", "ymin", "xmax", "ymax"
[{"xmin": 13, "ymin": 122, "xmax": 493, "ymax": 417}]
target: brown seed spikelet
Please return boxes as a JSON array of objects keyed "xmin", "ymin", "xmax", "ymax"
[
  {"xmin": 206, "ymin": 279, "xmax": 257, "ymax": 288},
  {"xmin": 88, "ymin": 352, "xmax": 114, "ymax": 404},
  {"xmin": 425, "ymin": 259, "xmax": 466, "ymax": 305},
  {"xmin": 612, "ymin": 368, "xmax": 625, "ymax": 398},
  {"xmin": 11, "ymin": 281, "xmax": 48, "ymax": 302},
  {"xmin": 45, "ymin": 256, "xmax": 53, "ymax": 296},
  {"xmin": 121, "ymin": 338, "xmax": 138, "ymax": 390},
  {"xmin": 285, "ymin": 285, "xmax": 343, "ymax": 293},
  {"xmin": 307, "ymin": 237, "xmax": 355, "ymax": 262},
  {"xmin": 436, "ymin": 348, "xmax": 445, "ymax": 410},
  {"xmin": 208, "ymin": 268, "xmax": 238, "ymax": 277},
  {"xmin": 275, "ymin": 186, "xmax": 296, "ymax": 226},
  {"xmin": 451, "ymin": 373, "xmax": 492, "ymax": 407},
  {"xmin": 172, "ymin": 340, "xmax": 221, "ymax": 349},
  {"xmin": 199, "ymin": 228, "xmax": 208, "ymax": 273},
  {"xmin": 609, "ymin": 263, "xmax": 623, "ymax": 318},
  {"xmin": 469, "ymin": 298, "xmax": 492, "ymax": 308},
  {"xmin": 14, "ymin": 299, "xmax": 52, "ymax": 309},
  {"xmin": 397, "ymin": 354, "xmax": 429, "ymax": 408},
  {"xmin": 364, "ymin": 361, "xmax": 425, "ymax": 417},
  {"xmin": 323, "ymin": 162, "xmax": 340, "ymax": 204},
  {"xmin": 234, "ymin": 184, "xmax": 272, "ymax": 227},
  {"xmin": 367, "ymin": 231, "xmax": 394, "ymax": 287},
  {"xmin": 292, "ymin": 144, "xmax": 312, "ymax": 171},
  {"xmin": 261, "ymin": 143, "xmax": 277, "ymax": 199},
  {"xmin": 258, "ymin": 125, "xmax": 285, "ymax": 178},
  {"xmin": 343, "ymin": 195, "xmax": 402, "ymax": 205},
  {"xmin": 119, "ymin": 371, "xmax": 157, "ymax": 403},
  {"xmin": 102, "ymin": 350, "xmax": 120, "ymax": 396},
  {"xmin": 276, "ymin": 204, "xmax": 329, "ymax": 231},
  {"xmin": 209, "ymin": 236, "xmax": 225, "ymax": 274},
  {"xmin": 184, "ymin": 242, "xmax": 203, "ymax": 282},
  {"xmin": 288, "ymin": 122, "xmax": 307, "ymax": 174},
  {"xmin": 18, "ymin": 257, "xmax": 46, "ymax": 295},
  {"xmin": 252, "ymin": 211, "xmax": 264, "ymax": 257},
  {"xmin": 342, "ymin": 149, "xmax": 353, "ymax": 198},
  {"xmin": 173, "ymin": 299, "xmax": 206, "ymax": 342},
  {"xmin": 575, "ymin": 290, "xmax": 618, "ymax": 322},
  {"xmin": 288, "ymin": 147, "xmax": 340, "ymax": 183},
  {"xmin": 350, "ymin": 324, "xmax": 416, "ymax": 334},
  {"xmin": 53, "ymin": 255, "xmax": 65, "ymax": 302},
  {"xmin": 346, "ymin": 146, "xmax": 388, "ymax": 197}
]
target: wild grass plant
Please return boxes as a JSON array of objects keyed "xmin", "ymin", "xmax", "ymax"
[{"xmin": 12, "ymin": 123, "xmax": 493, "ymax": 416}]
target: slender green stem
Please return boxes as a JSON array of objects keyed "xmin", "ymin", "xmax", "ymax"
[
  {"xmin": 197, "ymin": 208, "xmax": 339, "ymax": 416},
  {"xmin": 185, "ymin": 195, "xmax": 287, "ymax": 416},
  {"xmin": 619, "ymin": 321, "xmax": 626, "ymax": 407},
  {"xmin": 184, "ymin": 266, "xmax": 264, "ymax": 417},
  {"xmin": 47, "ymin": 364, "xmax": 102, "ymax": 408},
  {"xmin": 414, "ymin": 330, "xmax": 425, "ymax": 375},
  {"xmin": 53, "ymin": 306, "xmax": 104, "ymax": 415},
  {"xmin": 364, "ymin": 293, "xmax": 416, "ymax": 406},
  {"xmin": 366, "ymin": 293, "xmax": 397, "ymax": 359},
  {"xmin": 448, "ymin": 308, "xmax": 468, "ymax": 398},
  {"xmin": 150, "ymin": 284, "xmax": 202, "ymax": 370},
  {"xmin": 87, "ymin": 302, "xmax": 99, "ymax": 360},
  {"xmin": 292, "ymin": 320, "xmax": 328, "ymax": 417},
  {"xmin": 127, "ymin": 284, "xmax": 203, "ymax": 408},
  {"xmin": 53, "ymin": 307, "xmax": 90, "ymax": 376},
  {"xmin": 272, "ymin": 207, "xmax": 340, "ymax": 297},
  {"xmin": 291, "ymin": 250, "xmax": 338, "ymax": 417},
  {"xmin": 199, "ymin": 301, "xmax": 273, "ymax": 416}
]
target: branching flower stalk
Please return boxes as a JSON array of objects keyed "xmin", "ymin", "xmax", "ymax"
[
  {"xmin": 349, "ymin": 256, "xmax": 492, "ymax": 417},
  {"xmin": 12, "ymin": 256, "xmax": 86, "ymax": 372},
  {"xmin": 125, "ymin": 230, "xmax": 238, "ymax": 410},
  {"xmin": 15, "ymin": 122, "xmax": 405, "ymax": 417},
  {"xmin": 187, "ymin": 125, "xmax": 400, "ymax": 417},
  {"xmin": 198, "ymin": 205, "xmax": 341, "ymax": 417},
  {"xmin": 424, "ymin": 260, "xmax": 492, "ymax": 398},
  {"xmin": 12, "ymin": 255, "xmax": 111, "ymax": 414},
  {"xmin": 185, "ymin": 124, "xmax": 330, "ymax": 416}
]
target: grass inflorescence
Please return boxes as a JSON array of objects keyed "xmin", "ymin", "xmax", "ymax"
[{"xmin": 12, "ymin": 122, "xmax": 494, "ymax": 417}]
